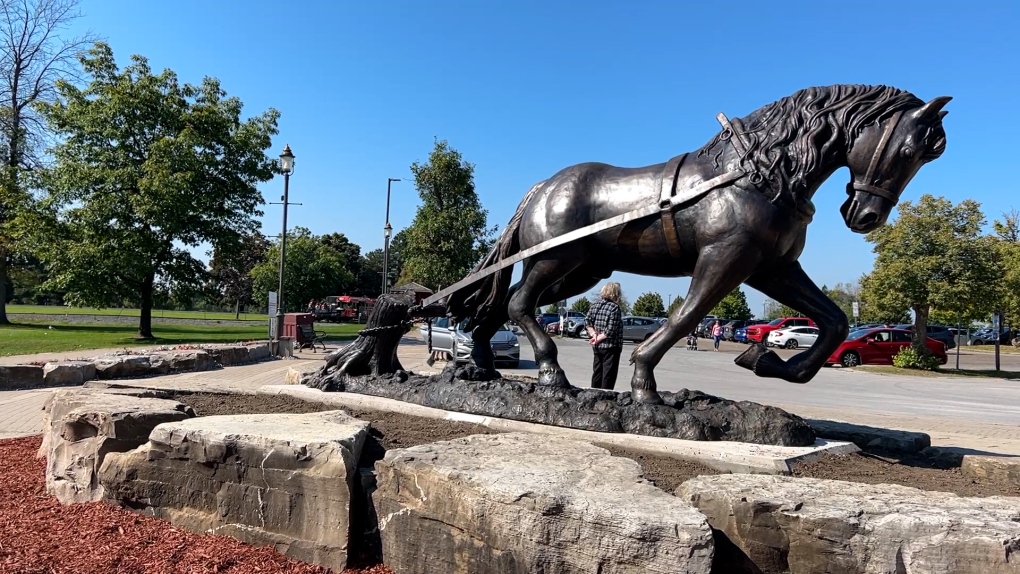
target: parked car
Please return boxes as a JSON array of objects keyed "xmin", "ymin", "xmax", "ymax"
[
  {"xmin": 733, "ymin": 326, "xmax": 749, "ymax": 343},
  {"xmin": 722, "ymin": 319, "xmax": 762, "ymax": 341},
  {"xmin": 418, "ymin": 317, "xmax": 520, "ymax": 367},
  {"xmin": 826, "ymin": 327, "xmax": 947, "ymax": 368},
  {"xmin": 746, "ymin": 317, "xmax": 816, "ymax": 344},
  {"xmin": 968, "ymin": 327, "xmax": 1014, "ymax": 346},
  {"xmin": 696, "ymin": 317, "xmax": 727, "ymax": 338},
  {"xmin": 622, "ymin": 316, "xmax": 661, "ymax": 342},
  {"xmin": 767, "ymin": 326, "xmax": 820, "ymax": 349},
  {"xmin": 535, "ymin": 313, "xmax": 561, "ymax": 329},
  {"xmin": 893, "ymin": 324, "xmax": 956, "ymax": 350}
]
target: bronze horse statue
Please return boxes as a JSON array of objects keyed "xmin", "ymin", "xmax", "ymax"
[{"xmin": 445, "ymin": 84, "xmax": 950, "ymax": 404}]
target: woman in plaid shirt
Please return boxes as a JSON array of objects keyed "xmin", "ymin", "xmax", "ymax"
[{"xmin": 585, "ymin": 282, "xmax": 624, "ymax": 390}]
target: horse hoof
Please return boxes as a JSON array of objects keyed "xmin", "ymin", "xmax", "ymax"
[
  {"xmin": 538, "ymin": 369, "xmax": 570, "ymax": 388},
  {"xmin": 631, "ymin": 389, "xmax": 664, "ymax": 405}
]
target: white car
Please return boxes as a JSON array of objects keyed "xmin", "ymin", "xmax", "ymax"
[
  {"xmin": 418, "ymin": 318, "xmax": 520, "ymax": 367},
  {"xmin": 767, "ymin": 326, "xmax": 819, "ymax": 349}
]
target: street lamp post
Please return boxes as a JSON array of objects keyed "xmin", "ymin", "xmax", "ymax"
[
  {"xmin": 382, "ymin": 177, "xmax": 401, "ymax": 295},
  {"xmin": 275, "ymin": 145, "xmax": 295, "ymax": 348}
]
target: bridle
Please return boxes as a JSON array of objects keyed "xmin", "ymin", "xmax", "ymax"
[{"xmin": 847, "ymin": 110, "xmax": 905, "ymax": 205}]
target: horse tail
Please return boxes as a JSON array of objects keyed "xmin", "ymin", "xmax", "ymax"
[{"xmin": 447, "ymin": 180, "xmax": 543, "ymax": 327}]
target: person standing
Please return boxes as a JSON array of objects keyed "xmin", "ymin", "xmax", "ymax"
[
  {"xmin": 585, "ymin": 282, "xmax": 624, "ymax": 390},
  {"xmin": 712, "ymin": 320, "xmax": 723, "ymax": 351}
]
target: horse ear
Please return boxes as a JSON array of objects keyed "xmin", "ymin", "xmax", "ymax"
[
  {"xmin": 938, "ymin": 110, "xmax": 949, "ymax": 119},
  {"xmin": 916, "ymin": 96, "xmax": 952, "ymax": 120}
]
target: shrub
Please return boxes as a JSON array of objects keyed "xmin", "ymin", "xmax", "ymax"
[{"xmin": 892, "ymin": 346, "xmax": 940, "ymax": 371}]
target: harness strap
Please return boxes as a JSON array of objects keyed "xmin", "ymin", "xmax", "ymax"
[
  {"xmin": 863, "ymin": 110, "xmax": 903, "ymax": 184},
  {"xmin": 658, "ymin": 153, "xmax": 689, "ymax": 259}
]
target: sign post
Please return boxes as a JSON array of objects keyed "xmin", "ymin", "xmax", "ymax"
[
  {"xmin": 268, "ymin": 291, "xmax": 278, "ymax": 340},
  {"xmin": 993, "ymin": 311, "xmax": 1002, "ymax": 371},
  {"xmin": 851, "ymin": 301, "xmax": 859, "ymax": 328}
]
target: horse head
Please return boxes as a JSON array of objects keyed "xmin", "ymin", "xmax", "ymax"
[{"xmin": 841, "ymin": 95, "xmax": 951, "ymax": 233}]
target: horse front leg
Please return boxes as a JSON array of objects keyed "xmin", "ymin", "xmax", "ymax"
[
  {"xmin": 739, "ymin": 262, "xmax": 849, "ymax": 383},
  {"xmin": 630, "ymin": 246, "xmax": 760, "ymax": 404}
]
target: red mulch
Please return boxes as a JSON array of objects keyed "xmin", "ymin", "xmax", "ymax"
[{"xmin": 0, "ymin": 436, "xmax": 393, "ymax": 574}]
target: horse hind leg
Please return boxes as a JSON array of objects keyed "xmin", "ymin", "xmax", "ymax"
[{"xmin": 507, "ymin": 254, "xmax": 583, "ymax": 387}]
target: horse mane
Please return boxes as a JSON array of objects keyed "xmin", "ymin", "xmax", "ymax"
[{"xmin": 698, "ymin": 84, "xmax": 948, "ymax": 196}]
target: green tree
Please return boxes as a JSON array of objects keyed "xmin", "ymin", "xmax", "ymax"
[
  {"xmin": 666, "ymin": 295, "xmax": 683, "ymax": 316},
  {"xmin": 208, "ymin": 231, "xmax": 270, "ymax": 318},
  {"xmin": 320, "ymin": 232, "xmax": 361, "ymax": 287},
  {"xmin": 632, "ymin": 292, "xmax": 665, "ymax": 317},
  {"xmin": 0, "ymin": 0, "xmax": 96, "ymax": 323},
  {"xmin": 993, "ymin": 209, "xmax": 1020, "ymax": 326},
  {"xmin": 398, "ymin": 139, "xmax": 496, "ymax": 290},
  {"xmin": 860, "ymin": 194, "xmax": 1001, "ymax": 353},
  {"xmin": 37, "ymin": 43, "xmax": 280, "ymax": 338},
  {"xmin": 711, "ymin": 288, "xmax": 753, "ymax": 320},
  {"xmin": 250, "ymin": 227, "xmax": 354, "ymax": 312},
  {"xmin": 763, "ymin": 299, "xmax": 799, "ymax": 320},
  {"xmin": 617, "ymin": 293, "xmax": 631, "ymax": 315},
  {"xmin": 570, "ymin": 297, "xmax": 591, "ymax": 314},
  {"xmin": 354, "ymin": 229, "xmax": 408, "ymax": 297},
  {"xmin": 543, "ymin": 304, "xmax": 559, "ymax": 314},
  {"xmin": 821, "ymin": 282, "xmax": 861, "ymax": 323}
]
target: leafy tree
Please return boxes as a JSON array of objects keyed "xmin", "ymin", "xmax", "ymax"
[
  {"xmin": 0, "ymin": 0, "xmax": 97, "ymax": 323},
  {"xmin": 208, "ymin": 231, "xmax": 270, "ymax": 318},
  {"xmin": 763, "ymin": 299, "xmax": 799, "ymax": 320},
  {"xmin": 993, "ymin": 209, "xmax": 1020, "ymax": 326},
  {"xmin": 821, "ymin": 282, "xmax": 861, "ymax": 323},
  {"xmin": 354, "ymin": 229, "xmax": 408, "ymax": 297},
  {"xmin": 250, "ymin": 227, "xmax": 354, "ymax": 312},
  {"xmin": 632, "ymin": 292, "xmax": 665, "ymax": 317},
  {"xmin": 570, "ymin": 297, "xmax": 591, "ymax": 314},
  {"xmin": 398, "ymin": 139, "xmax": 496, "ymax": 290},
  {"xmin": 667, "ymin": 295, "xmax": 683, "ymax": 316},
  {"xmin": 617, "ymin": 293, "xmax": 631, "ymax": 315},
  {"xmin": 543, "ymin": 304, "xmax": 559, "ymax": 314},
  {"xmin": 37, "ymin": 43, "xmax": 280, "ymax": 338},
  {"xmin": 860, "ymin": 194, "xmax": 1001, "ymax": 353},
  {"xmin": 711, "ymin": 288, "xmax": 752, "ymax": 320},
  {"xmin": 320, "ymin": 232, "xmax": 361, "ymax": 285}
]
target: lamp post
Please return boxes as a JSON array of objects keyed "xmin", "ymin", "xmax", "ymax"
[
  {"xmin": 382, "ymin": 177, "xmax": 401, "ymax": 295},
  {"xmin": 275, "ymin": 145, "xmax": 295, "ymax": 347}
]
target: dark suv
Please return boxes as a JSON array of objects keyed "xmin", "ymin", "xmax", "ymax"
[
  {"xmin": 722, "ymin": 320, "xmax": 759, "ymax": 341},
  {"xmin": 893, "ymin": 324, "xmax": 956, "ymax": 350}
]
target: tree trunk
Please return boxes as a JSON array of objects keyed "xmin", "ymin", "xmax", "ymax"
[
  {"xmin": 235, "ymin": 298, "xmax": 240, "ymax": 320},
  {"xmin": 137, "ymin": 273, "xmax": 155, "ymax": 339},
  {"xmin": 912, "ymin": 303, "xmax": 931, "ymax": 355},
  {"xmin": 304, "ymin": 294, "xmax": 421, "ymax": 391},
  {"xmin": 0, "ymin": 254, "xmax": 9, "ymax": 324}
]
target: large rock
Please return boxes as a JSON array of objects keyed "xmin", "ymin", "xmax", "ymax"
[
  {"xmin": 94, "ymin": 355, "xmax": 151, "ymax": 379},
  {"xmin": 163, "ymin": 350, "xmax": 217, "ymax": 372},
  {"xmin": 99, "ymin": 411, "xmax": 370, "ymax": 573},
  {"xmin": 373, "ymin": 432, "xmax": 715, "ymax": 574},
  {"xmin": 0, "ymin": 364, "xmax": 45, "ymax": 390},
  {"xmin": 962, "ymin": 454, "xmax": 1020, "ymax": 487},
  {"xmin": 307, "ymin": 367, "xmax": 814, "ymax": 446},
  {"xmin": 678, "ymin": 474, "xmax": 1020, "ymax": 574},
  {"xmin": 43, "ymin": 361, "xmax": 97, "ymax": 386},
  {"xmin": 807, "ymin": 419, "xmax": 930, "ymax": 453},
  {"xmin": 40, "ymin": 389, "xmax": 195, "ymax": 504},
  {"xmin": 207, "ymin": 345, "xmax": 250, "ymax": 366},
  {"xmin": 246, "ymin": 343, "xmax": 272, "ymax": 362}
]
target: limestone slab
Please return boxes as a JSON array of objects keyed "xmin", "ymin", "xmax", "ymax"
[
  {"xmin": 678, "ymin": 474, "xmax": 1020, "ymax": 574},
  {"xmin": 962, "ymin": 454, "xmax": 1020, "ymax": 486},
  {"xmin": 94, "ymin": 355, "xmax": 151, "ymax": 379},
  {"xmin": 98, "ymin": 411, "xmax": 370, "ymax": 572},
  {"xmin": 43, "ymin": 361, "xmax": 97, "ymax": 386},
  {"xmin": 807, "ymin": 418, "xmax": 930, "ymax": 453},
  {"xmin": 0, "ymin": 364, "xmax": 45, "ymax": 390},
  {"xmin": 40, "ymin": 389, "xmax": 195, "ymax": 503},
  {"xmin": 373, "ymin": 432, "xmax": 715, "ymax": 574}
]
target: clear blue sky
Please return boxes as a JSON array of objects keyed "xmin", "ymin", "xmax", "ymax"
[{"xmin": 73, "ymin": 0, "xmax": 1017, "ymax": 316}]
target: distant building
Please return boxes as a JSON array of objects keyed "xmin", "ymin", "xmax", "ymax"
[{"xmin": 390, "ymin": 282, "xmax": 433, "ymax": 304}]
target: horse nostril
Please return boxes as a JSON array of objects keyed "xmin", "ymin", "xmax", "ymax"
[{"xmin": 858, "ymin": 211, "xmax": 879, "ymax": 227}]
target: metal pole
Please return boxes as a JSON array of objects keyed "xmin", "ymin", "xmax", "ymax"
[
  {"xmin": 382, "ymin": 178, "xmax": 399, "ymax": 295},
  {"xmin": 275, "ymin": 171, "xmax": 290, "ymax": 342},
  {"xmin": 955, "ymin": 314, "xmax": 961, "ymax": 370}
]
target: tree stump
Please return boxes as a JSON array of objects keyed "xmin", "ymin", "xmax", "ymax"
[{"xmin": 303, "ymin": 295, "xmax": 412, "ymax": 392}]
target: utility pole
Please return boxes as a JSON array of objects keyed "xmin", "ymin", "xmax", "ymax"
[{"xmin": 382, "ymin": 177, "xmax": 401, "ymax": 295}]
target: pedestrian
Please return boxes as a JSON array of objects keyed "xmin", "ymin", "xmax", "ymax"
[
  {"xmin": 712, "ymin": 320, "xmax": 723, "ymax": 351},
  {"xmin": 585, "ymin": 282, "xmax": 624, "ymax": 390}
]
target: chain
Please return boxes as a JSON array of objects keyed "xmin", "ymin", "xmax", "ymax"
[
  {"xmin": 427, "ymin": 318, "xmax": 433, "ymax": 353},
  {"xmin": 357, "ymin": 324, "xmax": 406, "ymax": 336}
]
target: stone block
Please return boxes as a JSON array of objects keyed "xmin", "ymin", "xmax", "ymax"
[
  {"xmin": 678, "ymin": 474, "xmax": 1020, "ymax": 574},
  {"xmin": 807, "ymin": 418, "xmax": 930, "ymax": 453},
  {"xmin": 94, "ymin": 355, "xmax": 151, "ymax": 379},
  {"xmin": 147, "ymin": 354, "xmax": 170, "ymax": 376},
  {"xmin": 373, "ymin": 432, "xmax": 714, "ymax": 574},
  {"xmin": 962, "ymin": 454, "xmax": 1020, "ymax": 486},
  {"xmin": 246, "ymin": 343, "xmax": 271, "ymax": 362},
  {"xmin": 40, "ymin": 389, "xmax": 195, "ymax": 504},
  {"xmin": 99, "ymin": 411, "xmax": 370, "ymax": 572},
  {"xmin": 0, "ymin": 364, "xmax": 46, "ymax": 390},
  {"xmin": 42, "ymin": 360, "xmax": 98, "ymax": 387},
  {"xmin": 164, "ymin": 350, "xmax": 216, "ymax": 372},
  {"xmin": 208, "ymin": 345, "xmax": 250, "ymax": 366}
]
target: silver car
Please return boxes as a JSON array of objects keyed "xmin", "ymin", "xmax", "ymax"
[
  {"xmin": 622, "ymin": 316, "xmax": 661, "ymax": 342},
  {"xmin": 418, "ymin": 318, "xmax": 521, "ymax": 367}
]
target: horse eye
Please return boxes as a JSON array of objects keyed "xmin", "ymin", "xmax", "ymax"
[{"xmin": 901, "ymin": 146, "xmax": 915, "ymax": 159}]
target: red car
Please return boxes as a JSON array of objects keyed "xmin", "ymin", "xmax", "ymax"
[
  {"xmin": 827, "ymin": 327, "xmax": 948, "ymax": 368},
  {"xmin": 745, "ymin": 317, "xmax": 816, "ymax": 344}
]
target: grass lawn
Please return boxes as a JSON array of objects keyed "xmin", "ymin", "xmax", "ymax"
[
  {"xmin": 0, "ymin": 320, "xmax": 361, "ymax": 357},
  {"xmin": 5, "ymin": 304, "xmax": 266, "ymax": 322},
  {"xmin": 856, "ymin": 365, "xmax": 1020, "ymax": 380}
]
